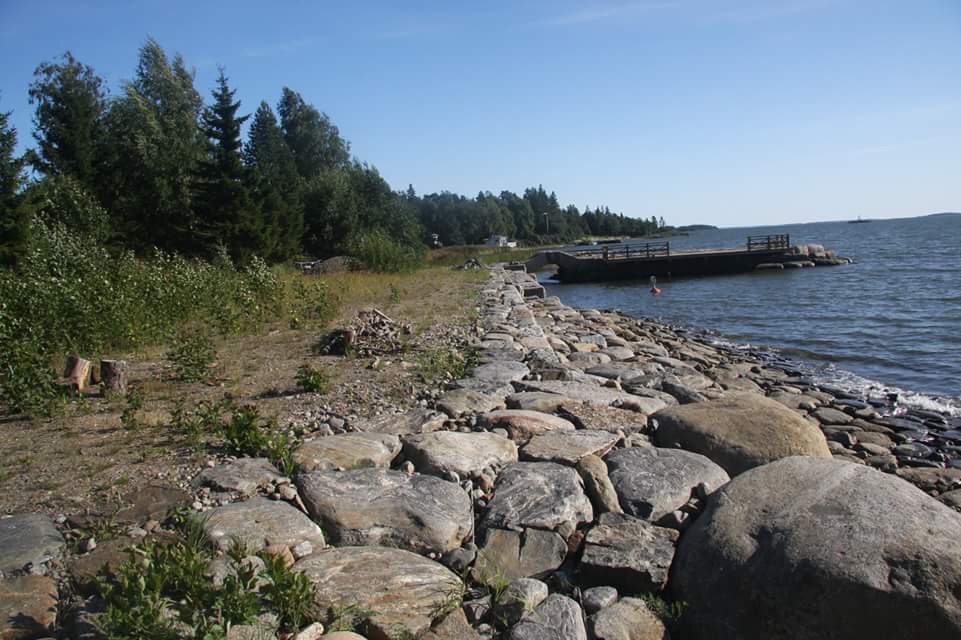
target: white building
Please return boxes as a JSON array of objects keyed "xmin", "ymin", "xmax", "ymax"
[{"xmin": 485, "ymin": 234, "xmax": 517, "ymax": 248}]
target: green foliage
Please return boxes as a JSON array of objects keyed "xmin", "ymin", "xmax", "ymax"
[
  {"xmin": 193, "ymin": 70, "xmax": 262, "ymax": 263},
  {"xmin": 28, "ymin": 51, "xmax": 108, "ymax": 187},
  {"xmin": 171, "ymin": 398, "xmax": 229, "ymax": 447},
  {"xmin": 284, "ymin": 277, "xmax": 336, "ymax": 330},
  {"xmin": 166, "ymin": 328, "xmax": 216, "ymax": 382},
  {"xmin": 23, "ymin": 174, "xmax": 111, "ymax": 241},
  {"xmin": 120, "ymin": 386, "xmax": 145, "ymax": 430},
  {"xmin": 416, "ymin": 347, "xmax": 477, "ymax": 383},
  {"xmin": 347, "ymin": 228, "xmax": 422, "ymax": 273},
  {"xmin": 277, "ymin": 87, "xmax": 350, "ymax": 179},
  {"xmin": 325, "ymin": 603, "xmax": 374, "ymax": 634},
  {"xmin": 640, "ymin": 592, "xmax": 688, "ymax": 633},
  {"xmin": 258, "ymin": 551, "xmax": 317, "ymax": 632},
  {"xmin": 220, "ymin": 405, "xmax": 298, "ymax": 476},
  {"xmin": 0, "ymin": 219, "xmax": 282, "ymax": 415},
  {"xmin": 0, "ymin": 99, "xmax": 29, "ymax": 268},
  {"xmin": 295, "ymin": 364, "xmax": 329, "ymax": 393}
]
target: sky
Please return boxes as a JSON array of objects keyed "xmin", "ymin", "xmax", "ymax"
[{"xmin": 0, "ymin": 0, "xmax": 959, "ymax": 227}]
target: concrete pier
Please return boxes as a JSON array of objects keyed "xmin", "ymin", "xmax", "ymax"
[{"xmin": 524, "ymin": 234, "xmax": 842, "ymax": 283}]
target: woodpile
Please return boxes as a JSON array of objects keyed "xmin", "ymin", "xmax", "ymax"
[{"xmin": 318, "ymin": 308, "xmax": 411, "ymax": 357}]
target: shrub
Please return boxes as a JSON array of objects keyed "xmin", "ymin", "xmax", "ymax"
[
  {"xmin": 166, "ymin": 328, "xmax": 216, "ymax": 382},
  {"xmin": 284, "ymin": 276, "xmax": 337, "ymax": 330},
  {"xmin": 347, "ymin": 228, "xmax": 422, "ymax": 273},
  {"xmin": 416, "ymin": 347, "xmax": 477, "ymax": 383},
  {"xmin": 295, "ymin": 364, "xmax": 329, "ymax": 393}
]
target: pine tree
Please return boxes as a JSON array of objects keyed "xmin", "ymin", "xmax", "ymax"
[
  {"xmin": 245, "ymin": 101, "xmax": 303, "ymax": 261},
  {"xmin": 28, "ymin": 52, "xmax": 107, "ymax": 187},
  {"xmin": 194, "ymin": 69, "xmax": 261, "ymax": 261},
  {"xmin": 0, "ymin": 103, "xmax": 29, "ymax": 268}
]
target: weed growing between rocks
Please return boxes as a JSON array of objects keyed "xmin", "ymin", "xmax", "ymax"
[
  {"xmin": 640, "ymin": 592, "xmax": 688, "ymax": 634},
  {"xmin": 119, "ymin": 387, "xmax": 145, "ymax": 430},
  {"xmin": 416, "ymin": 346, "xmax": 478, "ymax": 383},
  {"xmin": 220, "ymin": 405, "xmax": 298, "ymax": 476},
  {"xmin": 94, "ymin": 513, "xmax": 318, "ymax": 639},
  {"xmin": 295, "ymin": 365, "xmax": 329, "ymax": 394}
]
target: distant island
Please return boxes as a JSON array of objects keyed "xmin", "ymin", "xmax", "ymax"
[
  {"xmin": 925, "ymin": 212, "xmax": 961, "ymax": 218},
  {"xmin": 675, "ymin": 224, "xmax": 719, "ymax": 231}
]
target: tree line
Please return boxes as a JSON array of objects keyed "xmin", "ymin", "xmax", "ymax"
[{"xmin": 0, "ymin": 39, "xmax": 667, "ymax": 270}]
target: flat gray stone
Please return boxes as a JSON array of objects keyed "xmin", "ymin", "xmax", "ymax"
[
  {"xmin": 472, "ymin": 360, "xmax": 530, "ymax": 384},
  {"xmin": 493, "ymin": 578, "xmax": 550, "ymax": 627},
  {"xmin": 195, "ymin": 457, "xmax": 285, "ymax": 496},
  {"xmin": 473, "ymin": 528, "xmax": 568, "ymax": 583},
  {"xmin": 515, "ymin": 380, "xmax": 664, "ymax": 415},
  {"xmin": 521, "ymin": 430, "xmax": 620, "ymax": 466},
  {"xmin": 579, "ymin": 513, "xmax": 678, "ymax": 592},
  {"xmin": 585, "ymin": 362, "xmax": 649, "ymax": 380},
  {"xmin": 506, "ymin": 392, "xmax": 573, "ymax": 413},
  {"xmin": 0, "ymin": 574, "xmax": 58, "ymax": 639},
  {"xmin": 297, "ymin": 468, "xmax": 471, "ymax": 554},
  {"xmin": 477, "ymin": 410, "xmax": 576, "ymax": 444},
  {"xmin": 812, "ymin": 406, "xmax": 854, "ymax": 425},
  {"xmin": 508, "ymin": 594, "xmax": 587, "ymax": 640},
  {"xmin": 587, "ymin": 597, "xmax": 668, "ymax": 640},
  {"xmin": 482, "ymin": 462, "xmax": 593, "ymax": 538},
  {"xmin": 292, "ymin": 432, "xmax": 401, "ymax": 471},
  {"xmin": 403, "ymin": 431, "xmax": 518, "ymax": 478},
  {"xmin": 607, "ymin": 446, "xmax": 729, "ymax": 522},
  {"xmin": 352, "ymin": 407, "xmax": 446, "ymax": 436},
  {"xmin": 437, "ymin": 388, "xmax": 506, "ymax": 417},
  {"xmin": 203, "ymin": 497, "xmax": 326, "ymax": 553},
  {"xmin": 0, "ymin": 514, "xmax": 64, "ymax": 575},
  {"xmin": 296, "ymin": 546, "xmax": 462, "ymax": 639},
  {"xmin": 582, "ymin": 586, "xmax": 618, "ymax": 615}
]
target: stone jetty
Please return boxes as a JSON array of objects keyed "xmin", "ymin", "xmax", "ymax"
[{"xmin": 3, "ymin": 265, "xmax": 961, "ymax": 639}]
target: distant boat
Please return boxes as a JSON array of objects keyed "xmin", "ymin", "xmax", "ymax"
[{"xmin": 848, "ymin": 216, "xmax": 871, "ymax": 224}]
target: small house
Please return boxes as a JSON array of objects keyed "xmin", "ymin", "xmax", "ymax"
[{"xmin": 485, "ymin": 234, "xmax": 517, "ymax": 248}]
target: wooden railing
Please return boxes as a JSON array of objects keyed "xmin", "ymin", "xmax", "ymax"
[
  {"xmin": 746, "ymin": 234, "xmax": 791, "ymax": 251},
  {"xmin": 570, "ymin": 241, "xmax": 671, "ymax": 261}
]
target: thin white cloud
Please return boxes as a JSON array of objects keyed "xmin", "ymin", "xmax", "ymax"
[
  {"xmin": 545, "ymin": 1, "xmax": 680, "ymax": 27},
  {"xmin": 708, "ymin": 0, "xmax": 841, "ymax": 24}
]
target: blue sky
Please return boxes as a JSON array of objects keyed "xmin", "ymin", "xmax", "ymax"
[{"xmin": 1, "ymin": 0, "xmax": 959, "ymax": 226}]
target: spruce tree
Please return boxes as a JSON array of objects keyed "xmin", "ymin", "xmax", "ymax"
[
  {"xmin": 194, "ymin": 69, "xmax": 261, "ymax": 261},
  {"xmin": 244, "ymin": 101, "xmax": 303, "ymax": 261},
  {"xmin": 28, "ymin": 52, "xmax": 107, "ymax": 187},
  {"xmin": 0, "ymin": 104, "xmax": 28, "ymax": 268}
]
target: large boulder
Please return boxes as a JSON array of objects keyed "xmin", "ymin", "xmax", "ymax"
[
  {"xmin": 472, "ymin": 528, "xmax": 568, "ymax": 583},
  {"xmin": 292, "ymin": 432, "xmax": 401, "ymax": 471},
  {"xmin": 195, "ymin": 457, "xmax": 286, "ymax": 496},
  {"xmin": 652, "ymin": 392, "xmax": 831, "ymax": 476},
  {"xmin": 481, "ymin": 462, "xmax": 593, "ymax": 538},
  {"xmin": 295, "ymin": 546, "xmax": 462, "ymax": 639},
  {"xmin": 297, "ymin": 468, "xmax": 471, "ymax": 554},
  {"xmin": 606, "ymin": 447, "xmax": 729, "ymax": 523},
  {"xmin": 0, "ymin": 515, "xmax": 64, "ymax": 575},
  {"xmin": 203, "ymin": 497, "xmax": 326, "ymax": 553},
  {"xmin": 402, "ymin": 431, "xmax": 518, "ymax": 478},
  {"xmin": 587, "ymin": 597, "xmax": 669, "ymax": 640},
  {"xmin": 673, "ymin": 457, "xmax": 961, "ymax": 639}
]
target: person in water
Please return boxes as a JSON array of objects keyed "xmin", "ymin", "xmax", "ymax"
[{"xmin": 650, "ymin": 275, "xmax": 662, "ymax": 295}]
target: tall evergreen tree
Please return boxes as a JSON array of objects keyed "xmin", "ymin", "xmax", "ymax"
[
  {"xmin": 99, "ymin": 38, "xmax": 204, "ymax": 252},
  {"xmin": 277, "ymin": 87, "xmax": 350, "ymax": 179},
  {"xmin": 0, "ymin": 102, "xmax": 29, "ymax": 267},
  {"xmin": 28, "ymin": 52, "xmax": 107, "ymax": 187},
  {"xmin": 245, "ymin": 101, "xmax": 303, "ymax": 261},
  {"xmin": 194, "ymin": 69, "xmax": 261, "ymax": 261}
]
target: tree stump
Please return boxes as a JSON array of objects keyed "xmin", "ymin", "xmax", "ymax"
[
  {"xmin": 101, "ymin": 359, "xmax": 129, "ymax": 393},
  {"xmin": 63, "ymin": 356, "xmax": 92, "ymax": 393}
]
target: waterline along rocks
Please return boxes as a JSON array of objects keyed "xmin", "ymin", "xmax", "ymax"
[{"xmin": 4, "ymin": 263, "xmax": 961, "ymax": 639}]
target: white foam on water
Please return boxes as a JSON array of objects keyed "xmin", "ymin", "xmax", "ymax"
[{"xmin": 703, "ymin": 334, "xmax": 961, "ymax": 418}]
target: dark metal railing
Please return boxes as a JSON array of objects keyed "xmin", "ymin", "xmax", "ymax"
[{"xmin": 746, "ymin": 234, "xmax": 791, "ymax": 251}]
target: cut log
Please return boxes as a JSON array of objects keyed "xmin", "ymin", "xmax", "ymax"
[
  {"xmin": 101, "ymin": 359, "xmax": 129, "ymax": 393},
  {"xmin": 63, "ymin": 356, "xmax": 92, "ymax": 393}
]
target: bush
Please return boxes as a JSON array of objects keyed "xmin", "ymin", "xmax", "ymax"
[
  {"xmin": 166, "ymin": 328, "xmax": 216, "ymax": 382},
  {"xmin": 295, "ymin": 364, "xmax": 328, "ymax": 393},
  {"xmin": 347, "ymin": 228, "xmax": 422, "ymax": 273}
]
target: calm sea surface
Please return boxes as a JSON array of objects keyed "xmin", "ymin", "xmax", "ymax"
[{"xmin": 542, "ymin": 214, "xmax": 961, "ymax": 411}]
